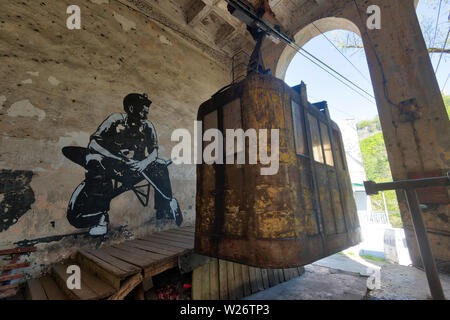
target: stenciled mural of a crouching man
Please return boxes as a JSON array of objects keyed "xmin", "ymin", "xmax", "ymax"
[{"xmin": 63, "ymin": 93, "xmax": 182, "ymax": 236}]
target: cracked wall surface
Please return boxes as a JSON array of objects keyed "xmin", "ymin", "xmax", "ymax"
[{"xmin": 0, "ymin": 0, "xmax": 230, "ymax": 277}]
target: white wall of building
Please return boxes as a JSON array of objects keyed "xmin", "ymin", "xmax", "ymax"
[{"xmin": 336, "ymin": 120, "xmax": 389, "ymax": 259}]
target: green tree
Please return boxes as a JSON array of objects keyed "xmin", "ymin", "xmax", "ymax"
[
  {"xmin": 443, "ymin": 94, "xmax": 450, "ymax": 118},
  {"xmin": 332, "ymin": 0, "xmax": 450, "ymax": 56},
  {"xmin": 356, "ymin": 116, "xmax": 381, "ymax": 137},
  {"xmin": 359, "ymin": 132, "xmax": 391, "ymax": 182},
  {"xmin": 359, "ymin": 132, "xmax": 402, "ymax": 226}
]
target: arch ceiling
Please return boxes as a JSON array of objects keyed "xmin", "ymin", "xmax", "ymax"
[
  {"xmin": 276, "ymin": 17, "xmax": 360, "ymax": 79},
  {"xmin": 275, "ymin": 0, "xmax": 419, "ymax": 79}
]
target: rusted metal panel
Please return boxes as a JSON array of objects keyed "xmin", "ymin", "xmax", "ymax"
[
  {"xmin": 315, "ymin": 165, "xmax": 337, "ymax": 236},
  {"xmin": 328, "ymin": 170, "xmax": 346, "ymax": 234},
  {"xmin": 195, "ymin": 74, "xmax": 361, "ymax": 268},
  {"xmin": 407, "ymin": 171, "xmax": 450, "ymax": 204}
]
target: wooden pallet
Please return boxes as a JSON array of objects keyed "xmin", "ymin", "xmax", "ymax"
[
  {"xmin": 25, "ymin": 276, "xmax": 69, "ymax": 300},
  {"xmin": 23, "ymin": 224, "xmax": 307, "ymax": 300},
  {"xmin": 82, "ymin": 226, "xmax": 195, "ymax": 282},
  {"xmin": 25, "ymin": 226, "xmax": 196, "ymax": 300},
  {"xmin": 22, "ymin": 225, "xmax": 305, "ymax": 300},
  {"xmin": 192, "ymin": 258, "xmax": 305, "ymax": 300},
  {"xmin": 76, "ymin": 249, "xmax": 141, "ymax": 290}
]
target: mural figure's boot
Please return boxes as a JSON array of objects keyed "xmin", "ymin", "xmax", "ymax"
[{"xmin": 89, "ymin": 213, "xmax": 108, "ymax": 236}]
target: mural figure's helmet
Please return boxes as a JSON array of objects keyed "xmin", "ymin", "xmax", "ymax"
[{"xmin": 123, "ymin": 93, "xmax": 152, "ymax": 115}]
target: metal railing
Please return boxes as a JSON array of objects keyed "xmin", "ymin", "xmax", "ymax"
[{"xmin": 364, "ymin": 174, "xmax": 449, "ymax": 300}]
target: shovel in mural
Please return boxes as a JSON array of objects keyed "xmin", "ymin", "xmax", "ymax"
[
  {"xmin": 63, "ymin": 146, "xmax": 183, "ymax": 236},
  {"xmin": 141, "ymin": 170, "xmax": 183, "ymax": 227}
]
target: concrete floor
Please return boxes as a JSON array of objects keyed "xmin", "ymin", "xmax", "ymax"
[
  {"xmin": 243, "ymin": 263, "xmax": 369, "ymax": 300},
  {"xmin": 244, "ymin": 254, "xmax": 450, "ymax": 300},
  {"xmin": 368, "ymin": 264, "xmax": 450, "ymax": 300}
]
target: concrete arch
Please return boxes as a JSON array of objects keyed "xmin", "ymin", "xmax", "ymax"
[
  {"xmin": 275, "ymin": 17, "xmax": 361, "ymax": 80},
  {"xmin": 271, "ymin": 0, "xmax": 450, "ymax": 274},
  {"xmin": 275, "ymin": 0, "xmax": 420, "ymax": 80}
]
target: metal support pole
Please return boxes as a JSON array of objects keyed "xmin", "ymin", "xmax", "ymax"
[
  {"xmin": 403, "ymin": 187, "xmax": 446, "ymax": 300},
  {"xmin": 364, "ymin": 174, "xmax": 449, "ymax": 300},
  {"xmin": 382, "ymin": 191, "xmax": 389, "ymax": 224}
]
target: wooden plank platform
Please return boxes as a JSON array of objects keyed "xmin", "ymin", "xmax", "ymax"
[
  {"xmin": 79, "ymin": 226, "xmax": 195, "ymax": 283},
  {"xmin": 21, "ymin": 225, "xmax": 305, "ymax": 301},
  {"xmin": 27, "ymin": 266, "xmax": 115, "ymax": 301},
  {"xmin": 40, "ymin": 275, "xmax": 70, "ymax": 300},
  {"xmin": 23, "ymin": 226, "xmax": 196, "ymax": 300},
  {"xmin": 192, "ymin": 259, "xmax": 306, "ymax": 300},
  {"xmin": 74, "ymin": 226, "xmax": 195, "ymax": 289},
  {"xmin": 25, "ymin": 276, "xmax": 68, "ymax": 300}
]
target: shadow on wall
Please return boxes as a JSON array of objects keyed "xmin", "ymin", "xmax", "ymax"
[{"xmin": 0, "ymin": 170, "xmax": 35, "ymax": 232}]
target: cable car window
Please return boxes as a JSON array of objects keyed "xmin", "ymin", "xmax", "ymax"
[
  {"xmin": 203, "ymin": 110, "xmax": 217, "ymax": 149},
  {"xmin": 332, "ymin": 130, "xmax": 346, "ymax": 170},
  {"xmin": 320, "ymin": 122, "xmax": 334, "ymax": 166},
  {"xmin": 291, "ymin": 99, "xmax": 307, "ymax": 155},
  {"xmin": 223, "ymin": 99, "xmax": 242, "ymax": 130},
  {"xmin": 308, "ymin": 115, "xmax": 324, "ymax": 163},
  {"xmin": 223, "ymin": 99, "xmax": 243, "ymax": 157}
]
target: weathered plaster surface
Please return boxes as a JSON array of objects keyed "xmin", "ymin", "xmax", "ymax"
[
  {"xmin": 113, "ymin": 12, "xmax": 137, "ymax": 31},
  {"xmin": 7, "ymin": 99, "xmax": 46, "ymax": 121},
  {"xmin": 0, "ymin": 0, "xmax": 229, "ymax": 278},
  {"xmin": 47, "ymin": 76, "xmax": 60, "ymax": 86},
  {"xmin": 0, "ymin": 96, "xmax": 6, "ymax": 110}
]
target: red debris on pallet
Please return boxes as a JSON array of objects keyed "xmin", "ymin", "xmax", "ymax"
[
  {"xmin": 156, "ymin": 284, "xmax": 181, "ymax": 300},
  {"xmin": 0, "ymin": 246, "xmax": 36, "ymax": 299},
  {"xmin": 0, "ymin": 247, "xmax": 37, "ymax": 256}
]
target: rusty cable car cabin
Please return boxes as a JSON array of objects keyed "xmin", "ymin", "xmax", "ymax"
[{"xmin": 195, "ymin": 74, "xmax": 361, "ymax": 268}]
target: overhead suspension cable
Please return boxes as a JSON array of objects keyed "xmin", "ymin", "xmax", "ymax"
[
  {"xmin": 312, "ymin": 22, "xmax": 372, "ymax": 84},
  {"xmin": 224, "ymin": 0, "xmax": 376, "ymax": 104},
  {"xmin": 286, "ymin": 41, "xmax": 376, "ymax": 104},
  {"xmin": 308, "ymin": 93, "xmax": 357, "ymax": 118},
  {"xmin": 435, "ymin": 27, "xmax": 450, "ymax": 74},
  {"xmin": 430, "ymin": 0, "xmax": 443, "ymax": 60},
  {"xmin": 441, "ymin": 72, "xmax": 450, "ymax": 93}
]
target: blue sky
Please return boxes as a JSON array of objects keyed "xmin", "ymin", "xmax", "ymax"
[{"xmin": 285, "ymin": 1, "xmax": 450, "ymax": 122}]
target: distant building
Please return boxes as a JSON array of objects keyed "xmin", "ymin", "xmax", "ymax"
[
  {"xmin": 335, "ymin": 119, "xmax": 374, "ymax": 221},
  {"xmin": 336, "ymin": 119, "xmax": 391, "ymax": 259}
]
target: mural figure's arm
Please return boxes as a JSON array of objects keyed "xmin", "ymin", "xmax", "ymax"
[
  {"xmin": 88, "ymin": 113, "xmax": 137, "ymax": 165},
  {"xmin": 129, "ymin": 121, "xmax": 158, "ymax": 173},
  {"xmin": 88, "ymin": 139, "xmax": 130, "ymax": 163},
  {"xmin": 129, "ymin": 148, "xmax": 157, "ymax": 173}
]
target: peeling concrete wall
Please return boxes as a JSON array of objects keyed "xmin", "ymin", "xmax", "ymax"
[{"xmin": 0, "ymin": 0, "xmax": 230, "ymax": 277}]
